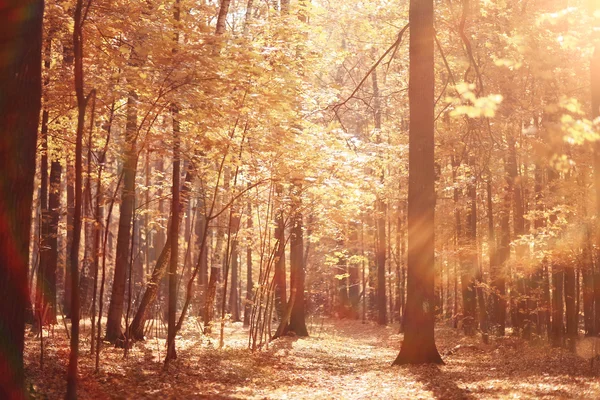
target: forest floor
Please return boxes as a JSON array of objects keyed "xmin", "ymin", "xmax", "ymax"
[{"xmin": 24, "ymin": 316, "xmax": 600, "ymax": 399}]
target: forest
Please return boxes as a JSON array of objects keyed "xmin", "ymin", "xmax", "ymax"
[{"xmin": 2, "ymin": 0, "xmax": 600, "ymax": 398}]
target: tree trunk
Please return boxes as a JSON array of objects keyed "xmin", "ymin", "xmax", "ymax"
[
  {"xmin": 196, "ymin": 196, "xmax": 209, "ymax": 315},
  {"xmin": 373, "ymin": 64, "xmax": 387, "ymax": 326},
  {"xmin": 335, "ymin": 239, "xmax": 350, "ymax": 317},
  {"xmin": 66, "ymin": 0, "xmax": 86, "ymax": 395},
  {"xmin": 451, "ymin": 156, "xmax": 462, "ymax": 330},
  {"xmin": 46, "ymin": 161, "xmax": 61, "ymax": 324},
  {"xmin": 534, "ymin": 158, "xmax": 547, "ymax": 335},
  {"xmin": 592, "ymin": 43, "xmax": 600, "ymax": 336},
  {"xmin": 461, "ymin": 160, "xmax": 478, "ymax": 336},
  {"xmin": 393, "ymin": 0, "xmax": 443, "ymax": 364},
  {"xmin": 165, "ymin": 105, "xmax": 180, "ymax": 362},
  {"xmin": 229, "ymin": 238, "xmax": 241, "ymax": 322},
  {"xmin": 564, "ymin": 264, "xmax": 577, "ymax": 350},
  {"xmin": 36, "ymin": 31, "xmax": 52, "ymax": 327},
  {"xmin": 349, "ymin": 223, "xmax": 361, "ymax": 318},
  {"xmin": 284, "ymin": 181, "xmax": 308, "ymax": 336},
  {"xmin": 128, "ymin": 167, "xmax": 194, "ymax": 340},
  {"xmin": 105, "ymin": 92, "xmax": 138, "ymax": 342},
  {"xmin": 494, "ymin": 168, "xmax": 510, "ymax": 336},
  {"xmin": 65, "ymin": 162, "xmax": 75, "ymax": 317},
  {"xmin": 507, "ymin": 134, "xmax": 526, "ymax": 337},
  {"xmin": 273, "ymin": 183, "xmax": 286, "ymax": 318},
  {"xmin": 243, "ymin": 199, "xmax": 253, "ymax": 327},
  {"xmin": 0, "ymin": 1, "xmax": 43, "ymax": 396},
  {"xmin": 551, "ymin": 261, "xmax": 564, "ymax": 347},
  {"xmin": 583, "ymin": 231, "xmax": 594, "ymax": 336}
]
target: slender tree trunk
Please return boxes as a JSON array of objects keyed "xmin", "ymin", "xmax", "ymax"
[
  {"xmin": 165, "ymin": 105, "xmax": 180, "ymax": 362},
  {"xmin": 66, "ymin": 0, "xmax": 87, "ymax": 395},
  {"xmin": 494, "ymin": 165, "xmax": 510, "ymax": 336},
  {"xmin": 451, "ymin": 156, "xmax": 462, "ymax": 330},
  {"xmin": 461, "ymin": 160, "xmax": 478, "ymax": 336},
  {"xmin": 486, "ymin": 177, "xmax": 499, "ymax": 338},
  {"xmin": 373, "ymin": 65, "xmax": 387, "ymax": 326},
  {"xmin": 592, "ymin": 42, "xmax": 600, "ymax": 336},
  {"xmin": 273, "ymin": 184, "xmax": 286, "ymax": 318},
  {"xmin": 534, "ymin": 157, "xmax": 547, "ymax": 335},
  {"xmin": 565, "ymin": 263, "xmax": 577, "ymax": 350},
  {"xmin": 65, "ymin": 162, "xmax": 75, "ymax": 317},
  {"xmin": 79, "ymin": 92, "xmax": 96, "ymax": 318},
  {"xmin": 46, "ymin": 161, "xmax": 61, "ymax": 324},
  {"xmin": 507, "ymin": 135, "xmax": 526, "ymax": 337},
  {"xmin": 36, "ymin": 31, "xmax": 52, "ymax": 327},
  {"xmin": 336, "ymin": 239, "xmax": 350, "ymax": 317},
  {"xmin": 285, "ymin": 181, "xmax": 309, "ymax": 336},
  {"xmin": 229, "ymin": 238, "xmax": 241, "ymax": 322},
  {"xmin": 243, "ymin": 199, "xmax": 253, "ymax": 327},
  {"xmin": 349, "ymin": 223, "xmax": 360, "ymax": 318},
  {"xmin": 543, "ymin": 258, "xmax": 552, "ymax": 339},
  {"xmin": 551, "ymin": 261, "xmax": 564, "ymax": 347},
  {"xmin": 105, "ymin": 92, "xmax": 138, "ymax": 342},
  {"xmin": 215, "ymin": 0, "xmax": 232, "ymax": 36},
  {"xmin": 128, "ymin": 164, "xmax": 194, "ymax": 340},
  {"xmin": 196, "ymin": 195, "xmax": 209, "ymax": 316},
  {"xmin": 583, "ymin": 228, "xmax": 594, "ymax": 336}
]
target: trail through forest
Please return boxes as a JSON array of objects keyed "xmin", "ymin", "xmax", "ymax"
[{"xmin": 25, "ymin": 319, "xmax": 600, "ymax": 399}]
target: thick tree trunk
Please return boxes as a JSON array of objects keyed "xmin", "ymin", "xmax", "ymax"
[
  {"xmin": 0, "ymin": 1, "xmax": 43, "ymax": 396},
  {"xmin": 393, "ymin": 0, "xmax": 443, "ymax": 365}
]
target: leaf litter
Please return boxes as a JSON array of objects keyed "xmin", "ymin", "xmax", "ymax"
[{"xmin": 24, "ymin": 318, "xmax": 600, "ymax": 399}]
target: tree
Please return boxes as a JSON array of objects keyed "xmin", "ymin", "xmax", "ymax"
[
  {"xmin": 66, "ymin": 0, "xmax": 96, "ymax": 394},
  {"xmin": 273, "ymin": 183, "xmax": 287, "ymax": 318},
  {"xmin": 0, "ymin": 1, "xmax": 43, "ymax": 396},
  {"xmin": 165, "ymin": 0, "xmax": 181, "ymax": 364},
  {"xmin": 592, "ymin": 0, "xmax": 600, "ymax": 337},
  {"xmin": 105, "ymin": 91, "xmax": 138, "ymax": 342},
  {"xmin": 284, "ymin": 180, "xmax": 309, "ymax": 336},
  {"xmin": 372, "ymin": 63, "xmax": 387, "ymax": 326},
  {"xmin": 393, "ymin": 0, "xmax": 443, "ymax": 365}
]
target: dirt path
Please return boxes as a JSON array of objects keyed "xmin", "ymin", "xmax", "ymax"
[{"xmin": 25, "ymin": 318, "xmax": 600, "ymax": 399}]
